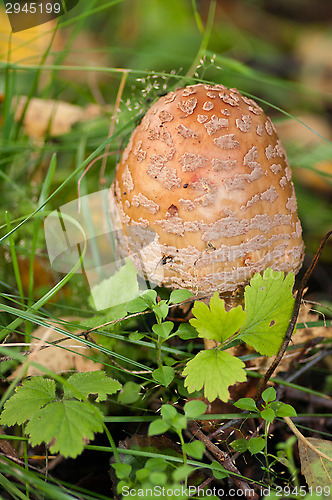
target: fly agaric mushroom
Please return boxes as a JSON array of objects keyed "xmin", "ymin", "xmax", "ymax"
[{"xmin": 111, "ymin": 83, "xmax": 304, "ymax": 296}]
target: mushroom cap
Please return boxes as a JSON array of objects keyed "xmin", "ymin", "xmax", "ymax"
[{"xmin": 112, "ymin": 83, "xmax": 304, "ymax": 295}]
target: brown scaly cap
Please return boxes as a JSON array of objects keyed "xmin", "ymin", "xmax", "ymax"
[{"xmin": 111, "ymin": 83, "xmax": 304, "ymax": 294}]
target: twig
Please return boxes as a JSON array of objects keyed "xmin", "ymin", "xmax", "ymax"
[
  {"xmin": 254, "ymin": 230, "xmax": 332, "ymax": 402},
  {"xmin": 187, "ymin": 421, "xmax": 258, "ymax": 499},
  {"xmin": 283, "ymin": 416, "xmax": 332, "ymax": 462}
]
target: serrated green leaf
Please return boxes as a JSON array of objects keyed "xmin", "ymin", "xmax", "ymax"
[
  {"xmin": 64, "ymin": 371, "xmax": 121, "ymax": 402},
  {"xmin": 148, "ymin": 418, "xmax": 171, "ymax": 436},
  {"xmin": 234, "ymin": 398, "xmax": 258, "ymax": 412},
  {"xmin": 190, "ymin": 292, "xmax": 246, "ymax": 343},
  {"xmin": 184, "ymin": 400, "xmax": 207, "ymax": 419},
  {"xmin": 26, "ymin": 400, "xmax": 103, "ymax": 458},
  {"xmin": 152, "ymin": 366, "xmax": 174, "ymax": 387},
  {"xmin": 238, "ymin": 268, "xmax": 295, "ymax": 356},
  {"xmin": 169, "ymin": 289, "xmax": 194, "ymax": 304},
  {"xmin": 89, "ymin": 259, "xmax": 139, "ymax": 310},
  {"xmin": 183, "ymin": 440, "xmax": 205, "ymax": 459},
  {"xmin": 183, "ymin": 350, "xmax": 247, "ymax": 402},
  {"xmin": 262, "ymin": 387, "xmax": 276, "ymax": 403},
  {"xmin": 1, "ymin": 377, "xmax": 55, "ymax": 426},
  {"xmin": 117, "ymin": 382, "xmax": 141, "ymax": 405},
  {"xmin": 152, "ymin": 321, "xmax": 174, "ymax": 339}
]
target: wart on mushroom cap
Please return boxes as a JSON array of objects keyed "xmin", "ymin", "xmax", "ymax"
[{"xmin": 111, "ymin": 83, "xmax": 304, "ymax": 295}]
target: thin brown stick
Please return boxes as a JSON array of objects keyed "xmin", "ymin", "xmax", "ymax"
[{"xmin": 188, "ymin": 421, "xmax": 258, "ymax": 499}]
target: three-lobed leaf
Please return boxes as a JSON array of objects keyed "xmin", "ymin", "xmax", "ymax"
[
  {"xmin": 1, "ymin": 371, "xmax": 122, "ymax": 459},
  {"xmin": 238, "ymin": 269, "xmax": 295, "ymax": 356},
  {"xmin": 26, "ymin": 400, "xmax": 103, "ymax": 458},
  {"xmin": 64, "ymin": 371, "xmax": 122, "ymax": 402},
  {"xmin": 183, "ymin": 350, "xmax": 247, "ymax": 402},
  {"xmin": 189, "ymin": 291, "xmax": 246, "ymax": 343}
]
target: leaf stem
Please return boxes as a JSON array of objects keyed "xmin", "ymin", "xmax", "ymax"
[{"xmin": 283, "ymin": 416, "xmax": 332, "ymax": 462}]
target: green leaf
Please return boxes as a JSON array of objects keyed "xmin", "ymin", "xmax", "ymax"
[
  {"xmin": 152, "ymin": 366, "xmax": 175, "ymax": 387},
  {"xmin": 129, "ymin": 331, "xmax": 145, "ymax": 341},
  {"xmin": 190, "ymin": 292, "xmax": 246, "ymax": 343},
  {"xmin": 183, "ymin": 350, "xmax": 247, "ymax": 402},
  {"xmin": 26, "ymin": 400, "xmax": 103, "ymax": 458},
  {"xmin": 274, "ymin": 402, "xmax": 297, "ymax": 418},
  {"xmin": 238, "ymin": 269, "xmax": 295, "ymax": 356},
  {"xmin": 149, "ymin": 471, "xmax": 168, "ymax": 485},
  {"xmin": 145, "ymin": 458, "xmax": 168, "ymax": 472},
  {"xmin": 64, "ymin": 371, "xmax": 121, "ymax": 402},
  {"xmin": 248, "ymin": 437, "xmax": 265, "ymax": 454},
  {"xmin": 183, "ymin": 441, "xmax": 205, "ymax": 459},
  {"xmin": 89, "ymin": 259, "xmax": 139, "ymax": 310},
  {"xmin": 177, "ymin": 323, "xmax": 198, "ymax": 340},
  {"xmin": 1, "ymin": 377, "xmax": 55, "ymax": 426},
  {"xmin": 172, "ymin": 465, "xmax": 194, "ymax": 482},
  {"xmin": 161, "ymin": 404, "xmax": 178, "ymax": 422},
  {"xmin": 234, "ymin": 398, "xmax": 258, "ymax": 412},
  {"xmin": 153, "ymin": 301, "xmax": 169, "ymax": 320},
  {"xmin": 126, "ymin": 289, "xmax": 157, "ymax": 313},
  {"xmin": 260, "ymin": 407, "xmax": 275, "ymax": 423},
  {"xmin": 169, "ymin": 289, "xmax": 194, "ymax": 304},
  {"xmin": 148, "ymin": 418, "xmax": 171, "ymax": 436},
  {"xmin": 231, "ymin": 438, "xmax": 249, "ymax": 453},
  {"xmin": 262, "ymin": 387, "xmax": 276, "ymax": 403},
  {"xmin": 211, "ymin": 461, "xmax": 229, "ymax": 480},
  {"xmin": 117, "ymin": 382, "xmax": 141, "ymax": 405},
  {"xmin": 135, "ymin": 468, "xmax": 150, "ymax": 482},
  {"xmin": 184, "ymin": 400, "xmax": 207, "ymax": 419},
  {"xmin": 152, "ymin": 321, "xmax": 174, "ymax": 339},
  {"xmin": 112, "ymin": 463, "xmax": 132, "ymax": 480}
]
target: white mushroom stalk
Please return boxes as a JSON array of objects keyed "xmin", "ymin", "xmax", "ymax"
[{"xmin": 111, "ymin": 84, "xmax": 304, "ymax": 296}]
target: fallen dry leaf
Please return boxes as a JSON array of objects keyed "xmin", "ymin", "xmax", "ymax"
[
  {"xmin": 0, "ymin": 9, "xmax": 58, "ymax": 65},
  {"xmin": 10, "ymin": 318, "xmax": 102, "ymax": 379},
  {"xmin": 13, "ymin": 96, "xmax": 101, "ymax": 139},
  {"xmin": 298, "ymin": 437, "xmax": 332, "ymax": 489}
]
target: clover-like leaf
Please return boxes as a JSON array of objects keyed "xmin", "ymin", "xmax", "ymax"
[{"xmin": 183, "ymin": 350, "xmax": 247, "ymax": 402}]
